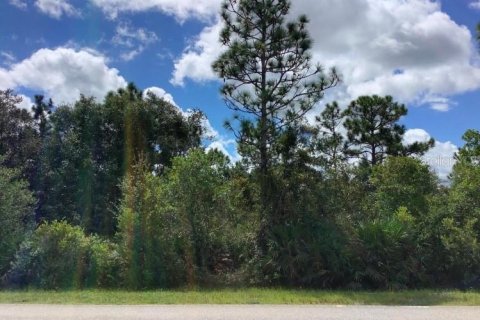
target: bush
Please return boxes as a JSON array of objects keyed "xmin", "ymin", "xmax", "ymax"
[
  {"xmin": 351, "ymin": 207, "xmax": 419, "ymax": 289},
  {"xmin": 5, "ymin": 221, "xmax": 120, "ymax": 289},
  {"xmin": 258, "ymin": 217, "xmax": 351, "ymax": 288},
  {"xmin": 88, "ymin": 237, "xmax": 122, "ymax": 288}
]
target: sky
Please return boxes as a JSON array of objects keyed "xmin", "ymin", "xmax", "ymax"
[{"xmin": 0, "ymin": 0, "xmax": 479, "ymax": 180}]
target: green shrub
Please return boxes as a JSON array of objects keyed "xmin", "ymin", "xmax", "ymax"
[
  {"xmin": 259, "ymin": 218, "xmax": 351, "ymax": 288},
  {"xmin": 26, "ymin": 221, "xmax": 89, "ymax": 289},
  {"xmin": 116, "ymin": 149, "xmax": 256, "ymax": 289},
  {"xmin": 88, "ymin": 237, "xmax": 122, "ymax": 288},
  {"xmin": 352, "ymin": 208, "xmax": 419, "ymax": 289},
  {"xmin": 5, "ymin": 221, "xmax": 120, "ymax": 289}
]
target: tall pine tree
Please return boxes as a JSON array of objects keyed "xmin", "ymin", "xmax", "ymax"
[
  {"xmin": 344, "ymin": 95, "xmax": 433, "ymax": 166},
  {"xmin": 212, "ymin": 0, "xmax": 338, "ymax": 249}
]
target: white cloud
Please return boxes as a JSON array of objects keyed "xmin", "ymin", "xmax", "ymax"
[
  {"xmin": 16, "ymin": 95, "xmax": 33, "ymax": 111},
  {"xmin": 430, "ymin": 104, "xmax": 450, "ymax": 112},
  {"xmin": 144, "ymin": 86, "xmax": 176, "ymax": 105},
  {"xmin": 9, "ymin": 0, "xmax": 80, "ymax": 18},
  {"xmin": 171, "ymin": 21, "xmax": 223, "ymax": 86},
  {"xmin": 201, "ymin": 118, "xmax": 242, "ymax": 162},
  {"xmin": 201, "ymin": 116, "xmax": 219, "ymax": 139},
  {"xmin": 206, "ymin": 138, "xmax": 241, "ymax": 163},
  {"xmin": 0, "ymin": 47, "xmax": 127, "ymax": 104},
  {"xmin": 112, "ymin": 23, "xmax": 159, "ymax": 47},
  {"xmin": 469, "ymin": 1, "xmax": 480, "ymax": 10},
  {"xmin": 404, "ymin": 129, "xmax": 458, "ymax": 181},
  {"xmin": 293, "ymin": 0, "xmax": 480, "ymax": 111},
  {"xmin": 0, "ymin": 68, "xmax": 15, "ymax": 89},
  {"xmin": 172, "ymin": 0, "xmax": 480, "ymax": 111},
  {"xmin": 206, "ymin": 140, "xmax": 229, "ymax": 155},
  {"xmin": 420, "ymin": 95, "xmax": 454, "ymax": 112},
  {"xmin": 35, "ymin": 0, "xmax": 80, "ymax": 19},
  {"xmin": 0, "ymin": 52, "xmax": 17, "ymax": 67},
  {"xmin": 424, "ymin": 140, "xmax": 458, "ymax": 182},
  {"xmin": 112, "ymin": 22, "xmax": 159, "ymax": 61},
  {"xmin": 89, "ymin": 0, "xmax": 220, "ymax": 21},
  {"xmin": 8, "ymin": 0, "xmax": 27, "ymax": 9},
  {"xmin": 120, "ymin": 49, "xmax": 142, "ymax": 62}
]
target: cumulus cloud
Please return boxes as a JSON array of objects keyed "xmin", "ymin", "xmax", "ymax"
[
  {"xmin": 404, "ymin": 129, "xmax": 458, "ymax": 181},
  {"xmin": 296, "ymin": 0, "xmax": 480, "ymax": 110},
  {"xmin": 0, "ymin": 47, "xmax": 127, "ymax": 104},
  {"xmin": 16, "ymin": 94, "xmax": 34, "ymax": 111},
  {"xmin": 89, "ymin": 0, "xmax": 220, "ymax": 21},
  {"xmin": 206, "ymin": 138, "xmax": 241, "ymax": 163},
  {"xmin": 172, "ymin": 0, "xmax": 480, "ymax": 111},
  {"xmin": 112, "ymin": 22, "xmax": 159, "ymax": 61},
  {"xmin": 469, "ymin": 1, "xmax": 480, "ymax": 10},
  {"xmin": 35, "ymin": 0, "xmax": 80, "ymax": 19},
  {"xmin": 171, "ymin": 21, "xmax": 223, "ymax": 86},
  {"xmin": 0, "ymin": 68, "xmax": 16, "ymax": 89},
  {"xmin": 143, "ymin": 86, "xmax": 176, "ymax": 105}
]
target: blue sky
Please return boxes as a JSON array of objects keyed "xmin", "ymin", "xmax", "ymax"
[{"xmin": 0, "ymin": 0, "xmax": 479, "ymax": 179}]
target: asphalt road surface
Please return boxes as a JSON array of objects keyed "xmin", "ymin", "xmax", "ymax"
[{"xmin": 1, "ymin": 304, "xmax": 479, "ymax": 320}]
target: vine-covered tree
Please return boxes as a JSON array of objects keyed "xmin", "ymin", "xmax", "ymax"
[{"xmin": 212, "ymin": 0, "xmax": 339, "ymax": 241}]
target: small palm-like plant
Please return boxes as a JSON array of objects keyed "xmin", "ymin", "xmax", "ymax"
[{"xmin": 354, "ymin": 208, "xmax": 418, "ymax": 289}]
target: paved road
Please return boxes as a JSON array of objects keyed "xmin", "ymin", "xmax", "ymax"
[{"xmin": 0, "ymin": 304, "xmax": 479, "ymax": 320}]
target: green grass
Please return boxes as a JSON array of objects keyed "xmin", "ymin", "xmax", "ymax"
[{"xmin": 0, "ymin": 289, "xmax": 479, "ymax": 305}]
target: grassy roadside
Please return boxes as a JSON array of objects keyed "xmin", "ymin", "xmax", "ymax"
[{"xmin": 0, "ymin": 289, "xmax": 479, "ymax": 306}]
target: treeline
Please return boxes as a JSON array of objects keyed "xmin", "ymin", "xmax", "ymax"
[
  {"xmin": 1, "ymin": 0, "xmax": 480, "ymax": 290},
  {"xmin": 1, "ymin": 86, "xmax": 480, "ymax": 290}
]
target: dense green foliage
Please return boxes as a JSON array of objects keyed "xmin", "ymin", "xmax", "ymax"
[
  {"xmin": 0, "ymin": 90, "xmax": 39, "ymax": 181},
  {"xmin": 34, "ymin": 85, "xmax": 203, "ymax": 235},
  {"xmin": 4, "ymin": 221, "xmax": 120, "ymax": 289},
  {"xmin": 0, "ymin": 160, "xmax": 34, "ymax": 276},
  {"xmin": 0, "ymin": 5, "xmax": 479, "ymax": 292},
  {"xmin": 116, "ymin": 150, "xmax": 256, "ymax": 289}
]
